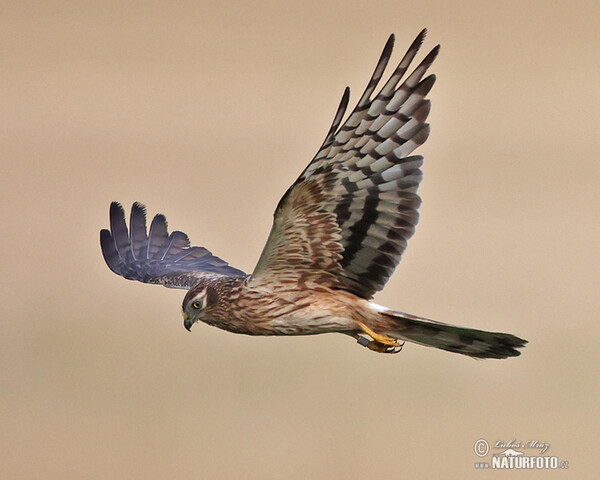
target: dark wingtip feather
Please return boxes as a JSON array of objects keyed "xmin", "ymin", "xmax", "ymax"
[
  {"xmin": 413, "ymin": 99, "xmax": 431, "ymax": 122},
  {"xmin": 109, "ymin": 201, "xmax": 130, "ymax": 263},
  {"xmin": 384, "ymin": 33, "xmax": 395, "ymax": 53},
  {"xmin": 413, "ymin": 124, "xmax": 431, "ymax": 146},
  {"xmin": 399, "ymin": 30, "xmax": 427, "ymax": 65},
  {"xmin": 99, "ymin": 228, "xmax": 111, "ymax": 251},
  {"xmin": 424, "ymin": 45, "xmax": 441, "ymax": 66},
  {"xmin": 356, "ymin": 34, "xmax": 396, "ymax": 108},
  {"xmin": 100, "ymin": 228, "xmax": 121, "ymax": 275},
  {"xmin": 150, "ymin": 213, "xmax": 169, "ymax": 235},
  {"xmin": 341, "ymin": 86, "xmax": 350, "ymax": 111},
  {"xmin": 324, "ymin": 86, "xmax": 351, "ymax": 143},
  {"xmin": 129, "ymin": 202, "xmax": 148, "ymax": 261},
  {"xmin": 418, "ymin": 74, "xmax": 437, "ymax": 94},
  {"xmin": 110, "ymin": 201, "xmax": 125, "ymax": 216},
  {"xmin": 147, "ymin": 213, "xmax": 169, "ymax": 259},
  {"xmin": 413, "ymin": 29, "xmax": 427, "ymax": 49},
  {"xmin": 131, "ymin": 202, "xmax": 146, "ymax": 222},
  {"xmin": 132, "ymin": 201, "xmax": 145, "ymax": 209},
  {"xmin": 380, "ymin": 34, "xmax": 395, "ymax": 68}
]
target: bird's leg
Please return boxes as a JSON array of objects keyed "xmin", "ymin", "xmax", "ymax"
[
  {"xmin": 358, "ymin": 322, "xmax": 398, "ymax": 345},
  {"xmin": 355, "ymin": 322, "xmax": 404, "ymax": 354}
]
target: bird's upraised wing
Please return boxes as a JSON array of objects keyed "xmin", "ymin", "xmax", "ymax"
[
  {"xmin": 250, "ymin": 30, "xmax": 438, "ymax": 299},
  {"xmin": 100, "ymin": 202, "xmax": 245, "ymax": 289}
]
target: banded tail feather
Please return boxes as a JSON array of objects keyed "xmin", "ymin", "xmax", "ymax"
[{"xmin": 379, "ymin": 309, "xmax": 527, "ymax": 359}]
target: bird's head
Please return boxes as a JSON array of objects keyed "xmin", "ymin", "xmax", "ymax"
[{"xmin": 182, "ymin": 285, "xmax": 218, "ymax": 331}]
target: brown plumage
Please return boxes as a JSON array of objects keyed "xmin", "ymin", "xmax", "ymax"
[{"xmin": 101, "ymin": 30, "xmax": 527, "ymax": 359}]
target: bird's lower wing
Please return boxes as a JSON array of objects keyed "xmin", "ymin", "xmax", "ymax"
[{"xmin": 100, "ymin": 202, "xmax": 245, "ymax": 289}]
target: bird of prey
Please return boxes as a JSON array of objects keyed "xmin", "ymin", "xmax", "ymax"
[{"xmin": 101, "ymin": 30, "xmax": 527, "ymax": 359}]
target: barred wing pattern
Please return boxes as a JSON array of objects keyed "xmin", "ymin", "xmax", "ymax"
[
  {"xmin": 251, "ymin": 31, "xmax": 438, "ymax": 299},
  {"xmin": 101, "ymin": 202, "xmax": 245, "ymax": 289}
]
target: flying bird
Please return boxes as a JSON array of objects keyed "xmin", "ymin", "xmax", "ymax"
[{"xmin": 101, "ymin": 30, "xmax": 526, "ymax": 359}]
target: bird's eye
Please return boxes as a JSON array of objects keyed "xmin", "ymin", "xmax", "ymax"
[{"xmin": 192, "ymin": 302, "xmax": 202, "ymax": 310}]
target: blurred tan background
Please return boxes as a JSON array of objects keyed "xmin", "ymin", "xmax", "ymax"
[{"xmin": 2, "ymin": 0, "xmax": 599, "ymax": 478}]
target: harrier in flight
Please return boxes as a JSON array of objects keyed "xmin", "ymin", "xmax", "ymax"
[{"xmin": 101, "ymin": 30, "xmax": 526, "ymax": 358}]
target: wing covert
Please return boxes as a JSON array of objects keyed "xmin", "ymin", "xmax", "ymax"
[{"xmin": 101, "ymin": 202, "xmax": 245, "ymax": 289}]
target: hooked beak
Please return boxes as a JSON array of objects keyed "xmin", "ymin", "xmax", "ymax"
[{"xmin": 183, "ymin": 313, "xmax": 193, "ymax": 332}]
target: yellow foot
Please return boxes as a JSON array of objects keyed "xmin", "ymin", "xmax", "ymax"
[{"xmin": 356, "ymin": 323, "xmax": 405, "ymax": 354}]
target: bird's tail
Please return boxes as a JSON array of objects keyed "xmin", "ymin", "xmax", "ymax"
[{"xmin": 379, "ymin": 309, "xmax": 527, "ymax": 359}]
